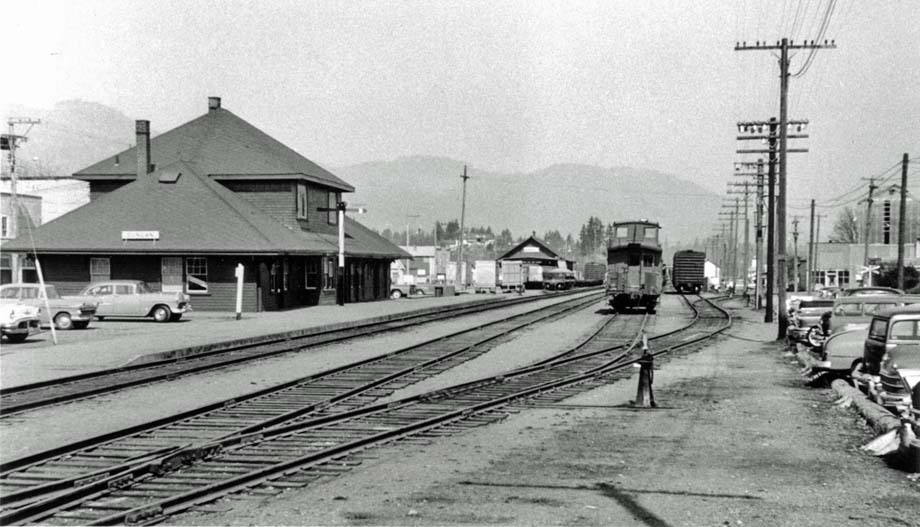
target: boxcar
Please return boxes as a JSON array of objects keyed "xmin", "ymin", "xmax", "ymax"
[
  {"xmin": 606, "ymin": 220, "xmax": 663, "ymax": 313},
  {"xmin": 672, "ymin": 250, "xmax": 707, "ymax": 293}
]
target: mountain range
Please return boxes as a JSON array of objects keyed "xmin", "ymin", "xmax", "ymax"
[{"xmin": 3, "ymin": 100, "xmax": 720, "ymax": 244}]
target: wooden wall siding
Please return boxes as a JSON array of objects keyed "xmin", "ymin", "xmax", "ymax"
[
  {"xmin": 219, "ymin": 181, "xmax": 296, "ymax": 229},
  {"xmin": 89, "ymin": 181, "xmax": 130, "ymax": 201},
  {"xmin": 188, "ymin": 281, "xmax": 258, "ymax": 312},
  {"xmin": 41, "ymin": 255, "xmax": 91, "ymax": 295}
]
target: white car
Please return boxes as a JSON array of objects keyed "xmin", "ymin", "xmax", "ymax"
[{"xmin": 0, "ymin": 303, "xmax": 41, "ymax": 343}]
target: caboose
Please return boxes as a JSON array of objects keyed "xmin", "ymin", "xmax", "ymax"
[{"xmin": 606, "ymin": 220, "xmax": 663, "ymax": 313}]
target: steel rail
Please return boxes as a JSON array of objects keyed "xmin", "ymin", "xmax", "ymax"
[
  {"xmin": 0, "ymin": 288, "xmax": 597, "ymax": 417},
  {"xmin": 3, "ymin": 296, "xmax": 729, "ymax": 525},
  {"xmin": 0, "ymin": 292, "xmax": 604, "ymax": 511}
]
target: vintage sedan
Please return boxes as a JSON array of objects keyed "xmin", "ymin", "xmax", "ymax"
[
  {"xmin": 0, "ymin": 303, "xmax": 41, "ymax": 342},
  {"xmin": 0, "ymin": 283, "xmax": 97, "ymax": 330},
  {"xmin": 787, "ymin": 299, "xmax": 834, "ymax": 347},
  {"xmin": 861, "ymin": 306, "xmax": 920, "ymax": 411},
  {"xmin": 77, "ymin": 280, "xmax": 190, "ymax": 322}
]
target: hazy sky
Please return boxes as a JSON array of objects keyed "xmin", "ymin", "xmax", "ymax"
[{"xmin": 4, "ymin": 1, "xmax": 919, "ymax": 221}]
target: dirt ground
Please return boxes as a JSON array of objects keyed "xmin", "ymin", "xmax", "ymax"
[{"xmin": 166, "ymin": 298, "xmax": 920, "ymax": 526}]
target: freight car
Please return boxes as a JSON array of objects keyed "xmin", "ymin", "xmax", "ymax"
[
  {"xmin": 583, "ymin": 262, "xmax": 607, "ymax": 283},
  {"xmin": 606, "ymin": 220, "xmax": 662, "ymax": 313},
  {"xmin": 671, "ymin": 250, "xmax": 707, "ymax": 293}
]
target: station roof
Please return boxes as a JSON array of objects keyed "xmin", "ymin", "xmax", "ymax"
[
  {"xmin": 498, "ymin": 234, "xmax": 562, "ymax": 262},
  {"xmin": 74, "ymin": 105, "xmax": 355, "ymax": 193},
  {"xmin": 2, "ymin": 161, "xmax": 406, "ymax": 258}
]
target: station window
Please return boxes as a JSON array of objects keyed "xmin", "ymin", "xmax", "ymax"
[
  {"xmin": 0, "ymin": 254, "xmax": 10, "ymax": 284},
  {"xmin": 644, "ymin": 227, "xmax": 658, "ymax": 240},
  {"xmin": 305, "ymin": 258, "xmax": 321, "ymax": 288},
  {"xmin": 296, "ymin": 183, "xmax": 308, "ymax": 221},
  {"xmin": 1, "ymin": 215, "xmax": 8, "ymax": 238},
  {"xmin": 615, "ymin": 227, "xmax": 629, "ymax": 238},
  {"xmin": 20, "ymin": 255, "xmax": 37, "ymax": 283},
  {"xmin": 327, "ymin": 192, "xmax": 340, "ymax": 225},
  {"xmin": 90, "ymin": 257, "xmax": 110, "ymax": 283},
  {"xmin": 186, "ymin": 257, "xmax": 208, "ymax": 294},
  {"xmin": 642, "ymin": 254, "xmax": 656, "ymax": 266}
]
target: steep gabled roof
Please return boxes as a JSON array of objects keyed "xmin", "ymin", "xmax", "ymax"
[
  {"xmin": 498, "ymin": 234, "xmax": 561, "ymax": 261},
  {"xmin": 3, "ymin": 161, "xmax": 335, "ymax": 254},
  {"xmin": 74, "ymin": 107, "xmax": 354, "ymax": 192}
]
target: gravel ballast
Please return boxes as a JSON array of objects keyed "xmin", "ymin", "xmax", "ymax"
[{"xmin": 171, "ymin": 298, "xmax": 920, "ymax": 526}]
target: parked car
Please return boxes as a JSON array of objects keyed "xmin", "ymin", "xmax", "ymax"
[
  {"xmin": 787, "ymin": 299, "xmax": 834, "ymax": 347},
  {"xmin": 840, "ymin": 286, "xmax": 903, "ymax": 297},
  {"xmin": 823, "ymin": 295, "xmax": 920, "ymax": 335},
  {"xmin": 77, "ymin": 280, "xmax": 190, "ymax": 322},
  {"xmin": 0, "ymin": 283, "xmax": 97, "ymax": 330},
  {"xmin": 818, "ymin": 328, "xmax": 868, "ymax": 373},
  {"xmin": 858, "ymin": 306, "xmax": 920, "ymax": 410},
  {"xmin": 0, "ymin": 303, "xmax": 41, "ymax": 342}
]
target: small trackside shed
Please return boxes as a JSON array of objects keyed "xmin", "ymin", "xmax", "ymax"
[
  {"xmin": 2, "ymin": 97, "xmax": 408, "ymax": 311},
  {"xmin": 496, "ymin": 234, "xmax": 574, "ymax": 288}
]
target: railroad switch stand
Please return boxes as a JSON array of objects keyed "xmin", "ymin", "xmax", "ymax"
[{"xmin": 635, "ymin": 335, "xmax": 657, "ymax": 408}]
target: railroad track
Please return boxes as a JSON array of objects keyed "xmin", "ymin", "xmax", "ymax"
[
  {"xmin": 0, "ymin": 290, "xmax": 605, "ymax": 516},
  {"xmin": 0, "ymin": 288, "xmax": 597, "ymax": 417},
  {"xmin": 0, "ymin": 295, "xmax": 728, "ymax": 526}
]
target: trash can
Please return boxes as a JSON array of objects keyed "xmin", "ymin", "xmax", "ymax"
[{"xmin": 434, "ymin": 286, "xmax": 444, "ymax": 297}]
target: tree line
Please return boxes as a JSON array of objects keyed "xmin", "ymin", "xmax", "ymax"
[{"xmin": 376, "ymin": 215, "xmax": 627, "ymax": 262}]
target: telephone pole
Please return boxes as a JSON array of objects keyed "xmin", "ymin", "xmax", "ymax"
[
  {"xmin": 456, "ymin": 165, "xmax": 470, "ymax": 288},
  {"xmin": 814, "ymin": 213, "xmax": 826, "ymax": 284},
  {"xmin": 897, "ymin": 154, "xmax": 910, "ymax": 290},
  {"xmin": 736, "ymin": 37, "xmax": 834, "ymax": 337},
  {"xmin": 727, "ymin": 182, "xmax": 752, "ymax": 298},
  {"xmin": 792, "ymin": 216, "xmax": 800, "ymax": 292},
  {"xmin": 862, "ymin": 176, "xmax": 878, "ymax": 286},
  {"xmin": 808, "ymin": 200, "xmax": 816, "ymax": 292},
  {"xmin": 3, "ymin": 117, "xmax": 42, "ymax": 246}
]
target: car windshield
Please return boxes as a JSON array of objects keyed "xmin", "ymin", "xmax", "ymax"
[
  {"xmin": 0, "ymin": 287, "xmax": 19, "ymax": 299},
  {"xmin": 40, "ymin": 286, "xmax": 61, "ymax": 299},
  {"xmin": 889, "ymin": 320, "xmax": 920, "ymax": 341},
  {"xmin": 834, "ymin": 304, "xmax": 863, "ymax": 316},
  {"xmin": 869, "ymin": 318, "xmax": 888, "ymax": 340},
  {"xmin": 136, "ymin": 282, "xmax": 152, "ymax": 293}
]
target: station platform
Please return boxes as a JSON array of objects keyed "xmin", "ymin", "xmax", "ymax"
[{"xmin": 0, "ymin": 291, "xmax": 545, "ymax": 388}]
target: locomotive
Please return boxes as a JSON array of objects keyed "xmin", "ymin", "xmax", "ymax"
[{"xmin": 605, "ymin": 220, "xmax": 663, "ymax": 313}]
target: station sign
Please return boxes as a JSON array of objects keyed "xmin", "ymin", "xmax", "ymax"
[{"xmin": 122, "ymin": 230, "xmax": 160, "ymax": 241}]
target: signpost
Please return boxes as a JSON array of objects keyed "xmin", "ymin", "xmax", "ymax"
[
  {"xmin": 316, "ymin": 202, "xmax": 367, "ymax": 306},
  {"xmin": 234, "ymin": 263, "xmax": 244, "ymax": 320}
]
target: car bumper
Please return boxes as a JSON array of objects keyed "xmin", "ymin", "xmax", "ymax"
[{"xmin": 1, "ymin": 318, "xmax": 41, "ymax": 336}]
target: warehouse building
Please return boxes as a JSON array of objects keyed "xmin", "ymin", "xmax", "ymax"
[{"xmin": 2, "ymin": 97, "xmax": 408, "ymax": 311}]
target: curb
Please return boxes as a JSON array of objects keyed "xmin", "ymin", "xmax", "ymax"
[
  {"xmin": 829, "ymin": 379, "xmax": 902, "ymax": 434},
  {"xmin": 789, "ymin": 348, "xmax": 902, "ymax": 434}
]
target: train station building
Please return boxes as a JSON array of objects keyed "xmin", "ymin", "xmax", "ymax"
[{"xmin": 2, "ymin": 97, "xmax": 408, "ymax": 311}]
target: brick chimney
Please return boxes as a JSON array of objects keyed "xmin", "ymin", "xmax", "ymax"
[
  {"xmin": 208, "ymin": 96, "xmax": 221, "ymax": 111},
  {"xmin": 136, "ymin": 120, "xmax": 151, "ymax": 177}
]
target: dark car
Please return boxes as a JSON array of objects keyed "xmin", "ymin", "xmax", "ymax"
[{"xmin": 787, "ymin": 299, "xmax": 834, "ymax": 346}]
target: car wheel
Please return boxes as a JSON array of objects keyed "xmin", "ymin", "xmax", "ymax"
[
  {"xmin": 4, "ymin": 333, "xmax": 28, "ymax": 343},
  {"xmin": 152, "ymin": 305, "xmax": 172, "ymax": 323},
  {"xmin": 72, "ymin": 320, "xmax": 90, "ymax": 330},
  {"xmin": 390, "ymin": 289, "xmax": 403, "ymax": 299},
  {"xmin": 54, "ymin": 312, "xmax": 74, "ymax": 330}
]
